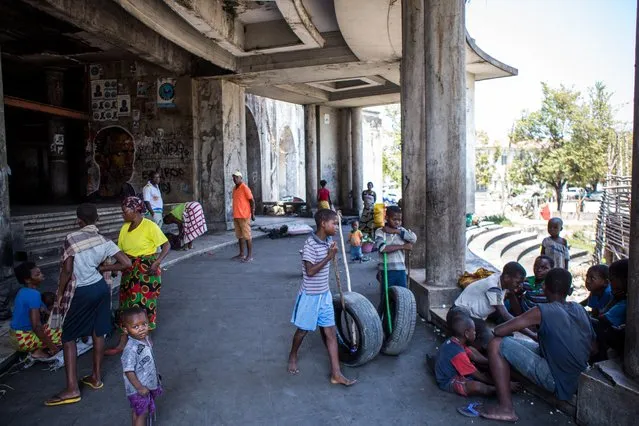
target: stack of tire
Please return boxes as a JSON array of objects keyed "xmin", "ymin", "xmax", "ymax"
[{"xmin": 332, "ymin": 287, "xmax": 417, "ymax": 366}]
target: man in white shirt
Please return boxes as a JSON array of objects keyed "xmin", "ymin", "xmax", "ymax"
[
  {"xmin": 143, "ymin": 172, "xmax": 163, "ymax": 227},
  {"xmin": 447, "ymin": 262, "xmax": 533, "ymax": 350}
]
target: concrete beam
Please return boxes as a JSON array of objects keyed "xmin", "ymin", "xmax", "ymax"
[
  {"xmin": 276, "ymin": 84, "xmax": 329, "ymax": 103},
  {"xmin": 246, "ymin": 86, "xmax": 323, "ymax": 106},
  {"xmin": 112, "ymin": 0, "xmax": 236, "ymax": 71},
  {"xmin": 274, "ymin": 0, "xmax": 325, "ymax": 48},
  {"xmin": 237, "ymin": 32, "xmax": 357, "ymax": 73},
  {"xmin": 22, "ymin": 0, "xmax": 192, "ymax": 74},
  {"xmin": 216, "ymin": 61, "xmax": 400, "ymax": 87},
  {"xmin": 328, "ymin": 82, "xmax": 399, "ymax": 102},
  {"xmin": 162, "ymin": 0, "xmax": 244, "ymax": 56}
]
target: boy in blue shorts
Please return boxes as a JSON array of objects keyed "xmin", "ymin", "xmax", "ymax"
[{"xmin": 287, "ymin": 209, "xmax": 356, "ymax": 386}]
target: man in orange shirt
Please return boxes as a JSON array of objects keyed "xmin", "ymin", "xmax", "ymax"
[{"xmin": 232, "ymin": 171, "xmax": 256, "ymax": 262}]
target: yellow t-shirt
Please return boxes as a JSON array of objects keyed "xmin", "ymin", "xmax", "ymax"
[{"xmin": 118, "ymin": 218, "xmax": 168, "ymax": 257}]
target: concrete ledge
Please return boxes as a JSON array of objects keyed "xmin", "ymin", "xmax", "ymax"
[
  {"xmin": 577, "ymin": 359, "xmax": 639, "ymax": 426},
  {"xmin": 408, "ymin": 268, "xmax": 460, "ymax": 321}
]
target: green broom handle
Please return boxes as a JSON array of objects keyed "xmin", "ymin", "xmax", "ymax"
[{"xmin": 383, "ymin": 252, "xmax": 392, "ymax": 333}]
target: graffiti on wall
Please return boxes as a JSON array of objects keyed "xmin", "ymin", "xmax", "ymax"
[{"xmin": 135, "ymin": 127, "xmax": 192, "ymax": 196}]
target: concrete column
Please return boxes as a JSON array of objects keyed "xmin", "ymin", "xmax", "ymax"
[
  {"xmin": 401, "ymin": 0, "xmax": 427, "ymax": 266},
  {"xmin": 422, "ymin": 0, "xmax": 467, "ymax": 286},
  {"xmin": 625, "ymin": 0, "xmax": 639, "ymax": 379},
  {"xmin": 194, "ymin": 79, "xmax": 246, "ymax": 231},
  {"xmin": 338, "ymin": 108, "xmax": 352, "ymax": 211},
  {"xmin": 466, "ymin": 73, "xmax": 476, "ymax": 214},
  {"xmin": 351, "ymin": 107, "xmax": 363, "ymax": 214},
  {"xmin": 46, "ymin": 69, "xmax": 69, "ymax": 199},
  {"xmin": 0, "ymin": 52, "xmax": 12, "ymax": 278},
  {"xmin": 403, "ymin": 0, "xmax": 466, "ymax": 317},
  {"xmin": 304, "ymin": 104, "xmax": 318, "ymax": 213}
]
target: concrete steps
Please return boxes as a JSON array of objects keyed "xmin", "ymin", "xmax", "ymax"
[
  {"xmin": 467, "ymin": 224, "xmax": 591, "ymax": 274},
  {"xmin": 11, "ymin": 206, "xmax": 126, "ymax": 266}
]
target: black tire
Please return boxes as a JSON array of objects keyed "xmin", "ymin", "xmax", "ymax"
[
  {"xmin": 332, "ymin": 291, "xmax": 384, "ymax": 367},
  {"xmin": 380, "ymin": 286, "xmax": 417, "ymax": 355}
]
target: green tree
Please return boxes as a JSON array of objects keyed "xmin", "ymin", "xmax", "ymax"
[
  {"xmin": 509, "ymin": 82, "xmax": 616, "ymax": 212},
  {"xmin": 382, "ymin": 105, "xmax": 402, "ymax": 189},
  {"xmin": 475, "ymin": 151, "xmax": 494, "ymax": 189}
]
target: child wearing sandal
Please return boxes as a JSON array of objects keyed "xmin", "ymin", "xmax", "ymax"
[{"xmin": 121, "ymin": 307, "xmax": 162, "ymax": 426}]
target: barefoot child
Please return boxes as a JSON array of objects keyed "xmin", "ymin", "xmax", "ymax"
[
  {"xmin": 436, "ymin": 314, "xmax": 519, "ymax": 397},
  {"xmin": 287, "ymin": 209, "xmax": 356, "ymax": 386},
  {"xmin": 348, "ymin": 221, "xmax": 364, "ymax": 262},
  {"xmin": 541, "ymin": 217, "xmax": 570, "ymax": 270},
  {"xmin": 121, "ymin": 307, "xmax": 162, "ymax": 426}
]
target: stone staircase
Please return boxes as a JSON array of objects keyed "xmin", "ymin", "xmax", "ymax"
[
  {"xmin": 10, "ymin": 206, "xmax": 125, "ymax": 268},
  {"xmin": 467, "ymin": 223, "xmax": 590, "ymax": 274}
]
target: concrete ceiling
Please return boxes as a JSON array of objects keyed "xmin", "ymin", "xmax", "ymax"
[{"xmin": 10, "ymin": 0, "xmax": 518, "ymax": 108}]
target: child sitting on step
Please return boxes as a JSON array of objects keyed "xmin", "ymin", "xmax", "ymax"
[
  {"xmin": 435, "ymin": 312, "xmax": 519, "ymax": 397},
  {"xmin": 580, "ymin": 264, "xmax": 612, "ymax": 318}
]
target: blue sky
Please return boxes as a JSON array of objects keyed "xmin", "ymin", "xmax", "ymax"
[{"xmin": 466, "ymin": 0, "xmax": 636, "ymax": 142}]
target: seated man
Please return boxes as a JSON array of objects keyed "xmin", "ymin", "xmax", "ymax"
[
  {"xmin": 478, "ymin": 268, "xmax": 595, "ymax": 423},
  {"xmin": 447, "ymin": 262, "xmax": 532, "ymax": 350}
]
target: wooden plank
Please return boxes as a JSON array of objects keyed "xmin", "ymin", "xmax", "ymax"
[{"xmin": 4, "ymin": 96, "xmax": 89, "ymax": 120}]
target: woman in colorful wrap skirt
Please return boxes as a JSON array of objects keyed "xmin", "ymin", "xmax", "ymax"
[{"xmin": 106, "ymin": 197, "xmax": 169, "ymax": 355}]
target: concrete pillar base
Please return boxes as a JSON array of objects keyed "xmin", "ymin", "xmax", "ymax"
[
  {"xmin": 409, "ymin": 268, "xmax": 461, "ymax": 321},
  {"xmin": 577, "ymin": 359, "xmax": 639, "ymax": 425}
]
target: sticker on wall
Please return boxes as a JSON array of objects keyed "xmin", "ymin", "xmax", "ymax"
[
  {"xmin": 136, "ymin": 81, "xmax": 150, "ymax": 98},
  {"xmin": 157, "ymin": 78, "xmax": 176, "ymax": 108},
  {"xmin": 117, "ymin": 95, "xmax": 131, "ymax": 117},
  {"xmin": 91, "ymin": 79, "xmax": 117, "ymax": 101},
  {"xmin": 89, "ymin": 64, "xmax": 103, "ymax": 81},
  {"xmin": 50, "ymin": 134, "xmax": 64, "ymax": 155}
]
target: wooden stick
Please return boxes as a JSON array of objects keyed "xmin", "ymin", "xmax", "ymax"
[{"xmin": 336, "ymin": 210, "xmax": 352, "ymax": 292}]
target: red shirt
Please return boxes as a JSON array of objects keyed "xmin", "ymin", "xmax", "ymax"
[{"xmin": 318, "ymin": 188, "xmax": 330, "ymax": 201}]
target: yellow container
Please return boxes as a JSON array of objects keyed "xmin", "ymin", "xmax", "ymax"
[{"xmin": 373, "ymin": 203, "xmax": 385, "ymax": 229}]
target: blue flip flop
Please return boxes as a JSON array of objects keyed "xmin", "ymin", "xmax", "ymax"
[{"xmin": 457, "ymin": 402, "xmax": 482, "ymax": 417}]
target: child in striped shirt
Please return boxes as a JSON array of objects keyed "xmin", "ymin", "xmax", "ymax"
[{"xmin": 287, "ymin": 209, "xmax": 356, "ymax": 386}]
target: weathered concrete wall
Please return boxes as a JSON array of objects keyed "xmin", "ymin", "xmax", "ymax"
[
  {"xmin": 0, "ymin": 51, "xmax": 12, "ymax": 278},
  {"xmin": 362, "ymin": 110, "xmax": 383, "ymax": 198},
  {"xmin": 194, "ymin": 79, "xmax": 246, "ymax": 231},
  {"xmin": 304, "ymin": 104, "xmax": 318, "ymax": 212},
  {"xmin": 351, "ymin": 107, "xmax": 363, "ymax": 213},
  {"xmin": 85, "ymin": 60, "xmax": 194, "ymax": 203},
  {"xmin": 466, "ymin": 72, "xmax": 476, "ymax": 214},
  {"xmin": 318, "ymin": 106, "xmax": 341, "ymax": 204},
  {"xmin": 245, "ymin": 94, "xmax": 305, "ymax": 202},
  {"xmin": 245, "ymin": 105, "xmax": 263, "ymax": 211}
]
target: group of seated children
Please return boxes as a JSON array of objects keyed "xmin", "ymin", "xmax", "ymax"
[{"xmin": 434, "ymin": 216, "xmax": 629, "ymax": 421}]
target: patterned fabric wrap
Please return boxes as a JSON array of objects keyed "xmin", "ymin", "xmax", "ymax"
[
  {"xmin": 119, "ymin": 254, "xmax": 161, "ymax": 330},
  {"xmin": 318, "ymin": 201, "xmax": 330, "ymax": 210},
  {"xmin": 9, "ymin": 326, "xmax": 62, "ymax": 352},
  {"xmin": 48, "ymin": 225, "xmax": 111, "ymax": 330},
  {"xmin": 123, "ymin": 196, "xmax": 146, "ymax": 213},
  {"xmin": 359, "ymin": 206, "xmax": 374, "ymax": 237},
  {"xmin": 127, "ymin": 386, "xmax": 163, "ymax": 416},
  {"xmin": 181, "ymin": 202, "xmax": 207, "ymax": 245}
]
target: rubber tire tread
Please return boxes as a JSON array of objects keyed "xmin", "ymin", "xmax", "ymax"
[
  {"xmin": 381, "ymin": 286, "xmax": 417, "ymax": 355},
  {"xmin": 332, "ymin": 291, "xmax": 384, "ymax": 367}
]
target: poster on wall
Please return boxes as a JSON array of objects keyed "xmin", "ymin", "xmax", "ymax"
[
  {"xmin": 117, "ymin": 95, "xmax": 131, "ymax": 117},
  {"xmin": 136, "ymin": 81, "xmax": 150, "ymax": 98},
  {"xmin": 91, "ymin": 79, "xmax": 117, "ymax": 101},
  {"xmin": 157, "ymin": 78, "xmax": 176, "ymax": 108},
  {"xmin": 91, "ymin": 99, "xmax": 118, "ymax": 122},
  {"xmin": 50, "ymin": 134, "xmax": 64, "ymax": 155},
  {"xmin": 89, "ymin": 64, "xmax": 103, "ymax": 81}
]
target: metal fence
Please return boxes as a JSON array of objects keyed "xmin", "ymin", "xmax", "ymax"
[{"xmin": 593, "ymin": 175, "xmax": 631, "ymax": 263}]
